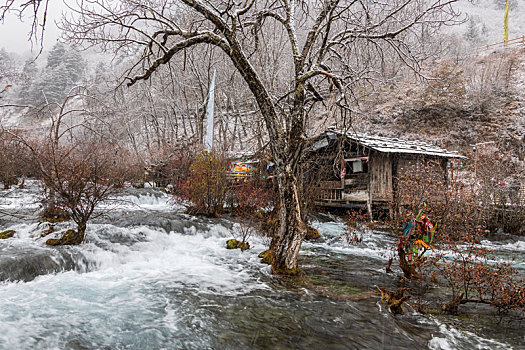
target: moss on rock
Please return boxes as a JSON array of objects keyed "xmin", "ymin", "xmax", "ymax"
[
  {"xmin": 226, "ymin": 239, "xmax": 238, "ymax": 249},
  {"xmin": 226, "ymin": 239, "xmax": 250, "ymax": 251},
  {"xmin": 45, "ymin": 238, "xmax": 61, "ymax": 246},
  {"xmin": 271, "ymin": 265, "xmax": 301, "ymax": 276},
  {"xmin": 258, "ymin": 250, "xmax": 273, "ymax": 265},
  {"xmin": 46, "ymin": 229, "xmax": 83, "ymax": 246},
  {"xmin": 305, "ymin": 225, "xmax": 321, "ymax": 240},
  {"xmin": 0, "ymin": 230, "xmax": 15, "ymax": 239}
]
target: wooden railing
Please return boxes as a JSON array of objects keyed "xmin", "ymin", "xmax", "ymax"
[
  {"xmin": 483, "ymin": 35, "xmax": 525, "ymax": 51},
  {"xmin": 318, "ymin": 188, "xmax": 343, "ymax": 201}
]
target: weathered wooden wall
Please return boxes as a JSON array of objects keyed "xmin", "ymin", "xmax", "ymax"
[{"xmin": 370, "ymin": 152, "xmax": 393, "ymax": 202}]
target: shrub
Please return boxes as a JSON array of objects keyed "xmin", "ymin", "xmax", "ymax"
[
  {"xmin": 392, "ymin": 158, "xmax": 525, "ymax": 318},
  {"xmin": 0, "ymin": 130, "xmax": 33, "ymax": 188},
  {"xmin": 184, "ymin": 151, "xmax": 228, "ymax": 216},
  {"xmin": 230, "ymin": 179, "xmax": 273, "ymax": 216}
]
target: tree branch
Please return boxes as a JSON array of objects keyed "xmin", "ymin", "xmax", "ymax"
[{"xmin": 127, "ymin": 33, "xmax": 230, "ymax": 86}]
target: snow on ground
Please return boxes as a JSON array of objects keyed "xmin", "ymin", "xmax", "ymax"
[{"xmin": 452, "ymin": 0, "xmax": 525, "ymax": 46}]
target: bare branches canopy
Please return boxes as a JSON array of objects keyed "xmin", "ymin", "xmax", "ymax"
[
  {"xmin": 61, "ymin": 0, "xmax": 462, "ymax": 272},
  {"xmin": 0, "ymin": 0, "xmax": 51, "ymax": 50}
]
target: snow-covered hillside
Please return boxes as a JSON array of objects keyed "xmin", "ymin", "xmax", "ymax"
[{"xmin": 454, "ymin": 0, "xmax": 525, "ymax": 46}]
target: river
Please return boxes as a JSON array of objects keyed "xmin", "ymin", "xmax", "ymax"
[{"xmin": 1, "ymin": 182, "xmax": 524, "ymax": 349}]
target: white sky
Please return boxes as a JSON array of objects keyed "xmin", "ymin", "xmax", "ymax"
[
  {"xmin": 0, "ymin": 3, "xmax": 63, "ymax": 55},
  {"xmin": 0, "ymin": 1, "xmax": 520, "ymax": 55}
]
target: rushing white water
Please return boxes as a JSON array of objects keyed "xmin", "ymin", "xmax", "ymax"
[
  {"xmin": 0, "ymin": 181, "xmax": 41, "ymax": 210},
  {"xmin": 0, "ymin": 222, "xmax": 271, "ymax": 349},
  {"xmin": 101, "ymin": 191, "xmax": 186, "ymax": 212},
  {"xmin": 308, "ymin": 219, "xmax": 398, "ymax": 261},
  {"xmin": 428, "ymin": 322, "xmax": 511, "ymax": 350},
  {"xmin": 309, "ymin": 219, "xmax": 525, "ymax": 271},
  {"xmin": 1, "ymin": 185, "xmax": 523, "ymax": 349}
]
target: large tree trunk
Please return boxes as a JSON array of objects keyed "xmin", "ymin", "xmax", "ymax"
[
  {"xmin": 77, "ymin": 221, "xmax": 87, "ymax": 243},
  {"xmin": 270, "ymin": 170, "xmax": 307, "ymax": 275}
]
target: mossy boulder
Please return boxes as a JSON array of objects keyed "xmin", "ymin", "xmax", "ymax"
[
  {"xmin": 305, "ymin": 225, "xmax": 321, "ymax": 240},
  {"xmin": 45, "ymin": 238, "xmax": 61, "ymax": 246},
  {"xmin": 258, "ymin": 250, "xmax": 273, "ymax": 265},
  {"xmin": 226, "ymin": 239, "xmax": 250, "ymax": 251},
  {"xmin": 226, "ymin": 239, "xmax": 237, "ymax": 249},
  {"xmin": 0, "ymin": 230, "xmax": 15, "ymax": 239},
  {"xmin": 46, "ymin": 229, "xmax": 83, "ymax": 246}
]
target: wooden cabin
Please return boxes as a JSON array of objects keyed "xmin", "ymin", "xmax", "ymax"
[{"xmin": 306, "ymin": 129, "xmax": 466, "ymax": 212}]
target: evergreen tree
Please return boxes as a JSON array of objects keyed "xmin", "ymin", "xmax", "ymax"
[
  {"xmin": 0, "ymin": 48, "xmax": 15, "ymax": 81},
  {"xmin": 494, "ymin": 0, "xmax": 517, "ymax": 11},
  {"xmin": 62, "ymin": 48, "xmax": 84, "ymax": 87},
  {"xmin": 464, "ymin": 17, "xmax": 481, "ymax": 44},
  {"xmin": 481, "ymin": 23, "xmax": 489, "ymax": 39},
  {"xmin": 34, "ymin": 67, "xmax": 68, "ymax": 103},
  {"xmin": 92, "ymin": 61, "xmax": 108, "ymax": 86},
  {"xmin": 17, "ymin": 59, "xmax": 40, "ymax": 103},
  {"xmin": 45, "ymin": 42, "xmax": 67, "ymax": 70},
  {"xmin": 88, "ymin": 61, "xmax": 113, "ymax": 96},
  {"xmin": 25, "ymin": 43, "xmax": 86, "ymax": 105},
  {"xmin": 0, "ymin": 48, "xmax": 19, "ymax": 101}
]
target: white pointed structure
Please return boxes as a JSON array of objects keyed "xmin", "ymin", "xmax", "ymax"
[{"xmin": 204, "ymin": 69, "xmax": 216, "ymax": 152}]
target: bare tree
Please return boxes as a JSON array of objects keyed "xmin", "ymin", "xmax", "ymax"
[
  {"xmin": 0, "ymin": 0, "xmax": 50, "ymax": 51},
  {"xmin": 61, "ymin": 0, "xmax": 462, "ymax": 274},
  {"xmin": 2, "ymin": 91, "xmax": 124, "ymax": 245}
]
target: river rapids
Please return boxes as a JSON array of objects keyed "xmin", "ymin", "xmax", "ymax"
[{"xmin": 1, "ymin": 181, "xmax": 524, "ymax": 349}]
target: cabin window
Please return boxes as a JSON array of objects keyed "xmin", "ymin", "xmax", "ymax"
[
  {"xmin": 352, "ymin": 160, "xmax": 362, "ymax": 173},
  {"xmin": 344, "ymin": 157, "xmax": 368, "ymax": 175}
]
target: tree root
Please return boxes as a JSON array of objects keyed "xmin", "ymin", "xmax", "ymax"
[
  {"xmin": 442, "ymin": 293, "xmax": 464, "ymax": 315},
  {"xmin": 398, "ymin": 248, "xmax": 420, "ymax": 279},
  {"xmin": 378, "ymin": 286, "xmax": 411, "ymax": 315}
]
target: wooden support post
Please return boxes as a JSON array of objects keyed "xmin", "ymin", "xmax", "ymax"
[
  {"xmin": 340, "ymin": 155, "xmax": 345, "ymax": 189},
  {"xmin": 367, "ymin": 154, "xmax": 373, "ymax": 221},
  {"xmin": 367, "ymin": 182, "xmax": 373, "ymax": 221}
]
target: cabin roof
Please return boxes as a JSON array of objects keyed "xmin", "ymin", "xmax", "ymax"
[
  {"xmin": 318, "ymin": 128, "xmax": 467, "ymax": 159},
  {"xmin": 226, "ymin": 150, "xmax": 257, "ymax": 160}
]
